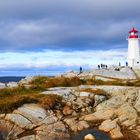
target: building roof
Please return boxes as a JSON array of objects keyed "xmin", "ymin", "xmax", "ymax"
[{"xmin": 129, "ymin": 28, "xmax": 138, "ymax": 33}]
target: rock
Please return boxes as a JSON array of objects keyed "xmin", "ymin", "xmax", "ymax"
[
  {"xmin": 42, "ymin": 87, "xmax": 77, "ymax": 101},
  {"xmin": 78, "ymin": 67, "xmax": 137, "ymax": 80},
  {"xmin": 96, "ymin": 95, "xmax": 126, "ymax": 111},
  {"xmin": 64, "ymin": 117, "xmax": 89, "ymax": 132},
  {"xmin": 84, "ymin": 134, "xmax": 96, "ymax": 140},
  {"xmin": 99, "ymin": 119, "xmax": 118, "ymax": 132},
  {"xmin": 62, "ymin": 71, "xmax": 78, "ymax": 78},
  {"xmin": 72, "ymin": 111, "xmax": 79, "ymax": 117},
  {"xmin": 0, "ymin": 82, "xmax": 6, "ymax": 89},
  {"xmin": 5, "ymin": 113, "xmax": 35, "ymax": 129},
  {"xmin": 83, "ymin": 93, "xmax": 137, "ymax": 124},
  {"xmin": 19, "ymin": 76, "xmax": 35, "ymax": 85},
  {"xmin": 64, "ymin": 117, "xmax": 76, "ymax": 126},
  {"xmin": 0, "ymin": 119, "xmax": 24, "ymax": 138},
  {"xmin": 75, "ymin": 97, "xmax": 93, "ymax": 109},
  {"xmin": 55, "ymin": 110, "xmax": 64, "ymax": 120},
  {"xmin": 35, "ymin": 121, "xmax": 70, "ymax": 140},
  {"xmin": 77, "ymin": 121, "xmax": 90, "ymax": 131},
  {"xmin": 0, "ymin": 114, "xmax": 5, "ymax": 119},
  {"xmin": 95, "ymin": 75, "xmax": 116, "ymax": 81},
  {"xmin": 109, "ymin": 127, "xmax": 124, "ymax": 139},
  {"xmin": 116, "ymin": 103, "xmax": 137, "ymax": 126},
  {"xmin": 94, "ymin": 95, "xmax": 106, "ymax": 107},
  {"xmin": 134, "ymin": 90, "xmax": 140, "ymax": 113},
  {"xmin": 80, "ymin": 109, "xmax": 115, "ymax": 122},
  {"xmin": 79, "ymin": 92, "xmax": 90, "ymax": 97},
  {"xmin": 63, "ymin": 105, "xmax": 73, "ymax": 115},
  {"xmin": 99, "ymin": 119, "xmax": 123, "ymax": 139},
  {"xmin": 14, "ymin": 104, "xmax": 58, "ymax": 125},
  {"xmin": 70, "ymin": 121, "xmax": 89, "ymax": 132},
  {"xmin": 79, "ymin": 85, "xmax": 139, "ymax": 97},
  {"xmin": 19, "ymin": 135, "xmax": 36, "ymax": 140},
  {"xmin": 7, "ymin": 82, "xmax": 18, "ymax": 88}
]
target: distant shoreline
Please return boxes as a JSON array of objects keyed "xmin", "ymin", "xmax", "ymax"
[{"xmin": 0, "ymin": 76, "xmax": 55, "ymax": 83}]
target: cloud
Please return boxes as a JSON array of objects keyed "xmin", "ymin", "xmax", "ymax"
[
  {"xmin": 0, "ymin": 0, "xmax": 139, "ymax": 51},
  {"xmin": 0, "ymin": 0, "xmax": 138, "ymax": 75},
  {"xmin": 0, "ymin": 48, "xmax": 127, "ymax": 69}
]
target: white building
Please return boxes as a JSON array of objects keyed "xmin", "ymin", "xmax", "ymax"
[{"xmin": 127, "ymin": 28, "xmax": 140, "ymax": 67}]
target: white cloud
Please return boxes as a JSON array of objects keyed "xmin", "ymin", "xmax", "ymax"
[{"xmin": 0, "ymin": 48, "xmax": 127, "ymax": 69}]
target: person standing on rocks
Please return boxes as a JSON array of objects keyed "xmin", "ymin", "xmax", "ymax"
[
  {"xmin": 80, "ymin": 66, "xmax": 83, "ymax": 73},
  {"xmin": 101, "ymin": 64, "xmax": 103, "ymax": 69},
  {"xmin": 119, "ymin": 62, "xmax": 121, "ymax": 66}
]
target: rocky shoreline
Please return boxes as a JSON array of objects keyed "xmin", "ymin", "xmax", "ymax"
[
  {"xmin": 0, "ymin": 67, "xmax": 140, "ymax": 140},
  {"xmin": 0, "ymin": 85, "xmax": 140, "ymax": 139}
]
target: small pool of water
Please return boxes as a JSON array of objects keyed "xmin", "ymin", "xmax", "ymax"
[{"xmin": 70, "ymin": 129, "xmax": 111, "ymax": 140}]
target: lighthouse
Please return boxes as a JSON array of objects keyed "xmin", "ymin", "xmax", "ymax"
[{"xmin": 127, "ymin": 28, "xmax": 140, "ymax": 67}]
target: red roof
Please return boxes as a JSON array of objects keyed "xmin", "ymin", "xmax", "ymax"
[{"xmin": 129, "ymin": 28, "xmax": 138, "ymax": 33}]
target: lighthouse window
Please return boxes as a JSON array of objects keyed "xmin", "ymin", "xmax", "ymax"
[{"xmin": 137, "ymin": 62, "xmax": 139, "ymax": 64}]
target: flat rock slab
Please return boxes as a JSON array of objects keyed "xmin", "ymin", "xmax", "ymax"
[
  {"xmin": 79, "ymin": 68, "xmax": 137, "ymax": 80},
  {"xmin": 36, "ymin": 121, "xmax": 70, "ymax": 140},
  {"xmin": 14, "ymin": 104, "xmax": 57, "ymax": 125},
  {"xmin": 42, "ymin": 87, "xmax": 77, "ymax": 101},
  {"xmin": 5, "ymin": 113, "xmax": 35, "ymax": 129}
]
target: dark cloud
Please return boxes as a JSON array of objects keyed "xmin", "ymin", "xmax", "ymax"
[{"xmin": 0, "ymin": 0, "xmax": 140, "ymax": 51}]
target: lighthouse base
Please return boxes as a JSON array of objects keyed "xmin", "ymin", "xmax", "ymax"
[{"xmin": 128, "ymin": 59, "xmax": 140, "ymax": 67}]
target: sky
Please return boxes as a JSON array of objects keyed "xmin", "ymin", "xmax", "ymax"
[{"xmin": 0, "ymin": 0, "xmax": 140, "ymax": 76}]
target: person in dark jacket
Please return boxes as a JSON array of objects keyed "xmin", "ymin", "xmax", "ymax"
[
  {"xmin": 80, "ymin": 67, "xmax": 82, "ymax": 73},
  {"xmin": 98, "ymin": 65, "xmax": 100, "ymax": 69}
]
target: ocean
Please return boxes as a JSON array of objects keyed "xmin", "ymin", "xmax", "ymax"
[{"xmin": 0, "ymin": 76, "xmax": 25, "ymax": 83}]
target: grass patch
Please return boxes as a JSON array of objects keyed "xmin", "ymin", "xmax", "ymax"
[
  {"xmin": 0, "ymin": 86, "xmax": 41, "ymax": 98},
  {"xmin": 0, "ymin": 85, "xmax": 62, "ymax": 114},
  {"xmin": 30, "ymin": 76, "xmax": 86, "ymax": 90},
  {"xmin": 29, "ymin": 76, "xmax": 140, "ymax": 89}
]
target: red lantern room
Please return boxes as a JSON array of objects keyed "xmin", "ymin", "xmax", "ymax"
[{"xmin": 129, "ymin": 28, "xmax": 139, "ymax": 38}]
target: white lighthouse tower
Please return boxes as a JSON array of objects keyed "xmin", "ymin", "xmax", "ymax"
[{"xmin": 128, "ymin": 28, "xmax": 140, "ymax": 67}]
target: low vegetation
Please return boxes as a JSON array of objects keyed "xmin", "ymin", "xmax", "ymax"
[
  {"xmin": 30, "ymin": 76, "xmax": 85, "ymax": 90},
  {"xmin": 0, "ymin": 86, "xmax": 62, "ymax": 113},
  {"xmin": 1, "ymin": 76, "xmax": 140, "ymax": 114},
  {"xmin": 30, "ymin": 76, "xmax": 140, "ymax": 89}
]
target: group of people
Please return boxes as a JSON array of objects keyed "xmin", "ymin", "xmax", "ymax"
[
  {"xmin": 79, "ymin": 61, "xmax": 129, "ymax": 73},
  {"xmin": 119, "ymin": 62, "xmax": 128, "ymax": 66},
  {"xmin": 98, "ymin": 64, "xmax": 108, "ymax": 69}
]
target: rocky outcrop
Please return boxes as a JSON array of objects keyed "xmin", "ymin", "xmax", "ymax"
[
  {"xmin": 0, "ymin": 85, "xmax": 140, "ymax": 139},
  {"xmin": 0, "ymin": 104, "xmax": 61, "ymax": 140},
  {"xmin": 0, "ymin": 82, "xmax": 6, "ymax": 89},
  {"xmin": 61, "ymin": 67, "xmax": 137, "ymax": 80},
  {"xmin": 60, "ymin": 71, "xmax": 78, "ymax": 78},
  {"xmin": 64, "ymin": 117, "xmax": 89, "ymax": 132},
  {"xmin": 99, "ymin": 119, "xmax": 123, "ymax": 139},
  {"xmin": 80, "ymin": 88, "xmax": 140, "ymax": 139},
  {"xmin": 7, "ymin": 82, "xmax": 18, "ymax": 88},
  {"xmin": 79, "ymin": 85, "xmax": 140, "ymax": 96},
  {"xmin": 19, "ymin": 76, "xmax": 35, "ymax": 85},
  {"xmin": 35, "ymin": 121, "xmax": 70, "ymax": 140}
]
